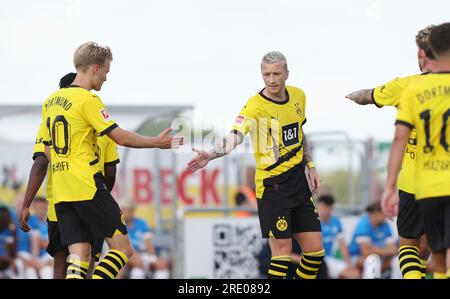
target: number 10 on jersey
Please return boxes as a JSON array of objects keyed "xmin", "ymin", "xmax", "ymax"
[{"xmin": 46, "ymin": 115, "xmax": 71, "ymax": 157}]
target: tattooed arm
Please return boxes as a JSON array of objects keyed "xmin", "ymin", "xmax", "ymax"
[
  {"xmin": 346, "ymin": 88, "xmax": 375, "ymax": 105},
  {"xmin": 210, "ymin": 132, "xmax": 244, "ymax": 160},
  {"xmin": 187, "ymin": 132, "xmax": 243, "ymax": 172},
  {"xmin": 303, "ymin": 132, "xmax": 313, "ymax": 164},
  {"xmin": 302, "ymin": 130, "xmax": 320, "ymax": 193}
]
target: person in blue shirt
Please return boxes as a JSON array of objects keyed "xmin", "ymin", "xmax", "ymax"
[
  {"xmin": 31, "ymin": 196, "xmax": 54, "ymax": 279},
  {"xmin": 0, "ymin": 206, "xmax": 17, "ymax": 278},
  {"xmin": 9, "ymin": 195, "xmax": 42, "ymax": 278},
  {"xmin": 317, "ymin": 194, "xmax": 360, "ymax": 279},
  {"xmin": 349, "ymin": 201, "xmax": 397, "ymax": 278},
  {"xmin": 117, "ymin": 200, "xmax": 170, "ymax": 279}
]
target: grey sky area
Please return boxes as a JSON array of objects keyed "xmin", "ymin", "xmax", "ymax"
[{"xmin": 0, "ymin": 0, "xmax": 449, "ymax": 142}]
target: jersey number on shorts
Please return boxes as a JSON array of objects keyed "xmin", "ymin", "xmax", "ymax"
[
  {"xmin": 46, "ymin": 115, "xmax": 71, "ymax": 157},
  {"xmin": 420, "ymin": 109, "xmax": 450, "ymax": 153}
]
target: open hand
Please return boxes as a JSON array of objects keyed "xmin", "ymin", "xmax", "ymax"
[
  {"xmin": 19, "ymin": 207, "xmax": 31, "ymax": 232},
  {"xmin": 187, "ymin": 149, "xmax": 214, "ymax": 172},
  {"xmin": 308, "ymin": 167, "xmax": 320, "ymax": 194},
  {"xmin": 381, "ymin": 188, "xmax": 399, "ymax": 218},
  {"xmin": 157, "ymin": 128, "xmax": 184, "ymax": 149}
]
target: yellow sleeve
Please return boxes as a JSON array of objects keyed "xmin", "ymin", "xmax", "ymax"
[
  {"xmin": 39, "ymin": 107, "xmax": 51, "ymax": 145},
  {"xmin": 104, "ymin": 137, "xmax": 120, "ymax": 165},
  {"xmin": 395, "ymin": 87, "xmax": 415, "ymax": 129},
  {"xmin": 373, "ymin": 77, "xmax": 410, "ymax": 108},
  {"xmin": 81, "ymin": 95, "xmax": 118, "ymax": 136},
  {"xmin": 33, "ymin": 124, "xmax": 46, "ymax": 160},
  {"xmin": 230, "ymin": 99, "xmax": 259, "ymax": 138}
]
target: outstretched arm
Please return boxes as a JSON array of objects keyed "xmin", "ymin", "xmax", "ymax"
[
  {"xmin": 346, "ymin": 89, "xmax": 374, "ymax": 105},
  {"xmin": 107, "ymin": 127, "xmax": 183, "ymax": 149},
  {"xmin": 187, "ymin": 132, "xmax": 243, "ymax": 172}
]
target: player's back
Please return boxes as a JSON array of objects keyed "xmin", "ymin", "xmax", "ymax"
[
  {"xmin": 40, "ymin": 86, "xmax": 116, "ymax": 203},
  {"xmin": 397, "ymin": 73, "xmax": 450, "ymax": 199}
]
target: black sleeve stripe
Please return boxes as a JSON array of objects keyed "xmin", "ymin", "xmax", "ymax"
[
  {"xmin": 100, "ymin": 123, "xmax": 118, "ymax": 136},
  {"xmin": 89, "ymin": 158, "xmax": 99, "ymax": 166},
  {"xmin": 230, "ymin": 130, "xmax": 245, "ymax": 141},
  {"xmin": 104, "ymin": 159, "xmax": 120, "ymax": 167},
  {"xmin": 395, "ymin": 120, "xmax": 414, "ymax": 129},
  {"xmin": 372, "ymin": 89, "xmax": 383, "ymax": 108},
  {"xmin": 32, "ymin": 152, "xmax": 46, "ymax": 161},
  {"xmin": 302, "ymin": 119, "xmax": 307, "ymax": 126}
]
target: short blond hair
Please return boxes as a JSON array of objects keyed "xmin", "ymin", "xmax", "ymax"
[
  {"xmin": 73, "ymin": 42, "xmax": 113, "ymax": 72},
  {"xmin": 261, "ymin": 51, "xmax": 288, "ymax": 69}
]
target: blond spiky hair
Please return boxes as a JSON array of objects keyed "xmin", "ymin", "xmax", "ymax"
[{"xmin": 261, "ymin": 51, "xmax": 288, "ymax": 69}]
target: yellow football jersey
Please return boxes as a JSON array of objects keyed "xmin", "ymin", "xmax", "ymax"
[
  {"xmin": 33, "ymin": 127, "xmax": 120, "ymax": 221},
  {"xmin": 396, "ymin": 73, "xmax": 450, "ymax": 200},
  {"xmin": 373, "ymin": 75, "xmax": 423, "ymax": 194},
  {"xmin": 39, "ymin": 86, "xmax": 117, "ymax": 203},
  {"xmin": 231, "ymin": 85, "xmax": 307, "ymax": 198},
  {"xmin": 97, "ymin": 135, "xmax": 120, "ymax": 175}
]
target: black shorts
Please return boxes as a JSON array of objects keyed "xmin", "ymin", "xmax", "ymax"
[
  {"xmin": 46, "ymin": 220, "xmax": 69, "ymax": 257},
  {"xmin": 46, "ymin": 220, "xmax": 104, "ymax": 261},
  {"xmin": 396, "ymin": 190, "xmax": 424, "ymax": 239},
  {"xmin": 257, "ymin": 162, "xmax": 321, "ymax": 239},
  {"xmin": 419, "ymin": 196, "xmax": 450, "ymax": 252},
  {"xmin": 54, "ymin": 188, "xmax": 127, "ymax": 247}
]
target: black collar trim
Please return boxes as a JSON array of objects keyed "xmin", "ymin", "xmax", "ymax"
[{"xmin": 259, "ymin": 88, "xmax": 289, "ymax": 105}]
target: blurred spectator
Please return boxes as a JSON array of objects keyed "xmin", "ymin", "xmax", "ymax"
[
  {"xmin": 0, "ymin": 206, "xmax": 17, "ymax": 278},
  {"xmin": 317, "ymin": 194, "xmax": 360, "ymax": 279},
  {"xmin": 234, "ymin": 185, "xmax": 257, "ymax": 218},
  {"xmin": 349, "ymin": 201, "xmax": 398, "ymax": 278},
  {"xmin": 30, "ymin": 196, "xmax": 53, "ymax": 279},
  {"xmin": 11, "ymin": 195, "xmax": 41, "ymax": 278},
  {"xmin": 117, "ymin": 200, "xmax": 170, "ymax": 279}
]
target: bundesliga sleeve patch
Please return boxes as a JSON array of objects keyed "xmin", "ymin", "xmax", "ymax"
[
  {"xmin": 235, "ymin": 115, "xmax": 245, "ymax": 126},
  {"xmin": 100, "ymin": 108, "xmax": 111, "ymax": 121}
]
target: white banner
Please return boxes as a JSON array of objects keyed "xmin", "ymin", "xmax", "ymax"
[{"xmin": 183, "ymin": 217, "xmax": 263, "ymax": 279}]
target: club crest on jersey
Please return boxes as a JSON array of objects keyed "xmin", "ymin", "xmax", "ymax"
[
  {"xmin": 100, "ymin": 108, "xmax": 110, "ymax": 121},
  {"xmin": 294, "ymin": 103, "xmax": 302, "ymax": 117},
  {"xmin": 235, "ymin": 115, "xmax": 245, "ymax": 126}
]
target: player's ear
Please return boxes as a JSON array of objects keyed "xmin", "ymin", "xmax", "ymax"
[
  {"xmin": 92, "ymin": 64, "xmax": 99, "ymax": 75},
  {"xmin": 418, "ymin": 48, "xmax": 426, "ymax": 60}
]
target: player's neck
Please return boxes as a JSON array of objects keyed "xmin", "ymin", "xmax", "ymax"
[
  {"xmin": 431, "ymin": 57, "xmax": 450, "ymax": 72},
  {"xmin": 432, "ymin": 64, "xmax": 450, "ymax": 72},
  {"xmin": 72, "ymin": 75, "xmax": 94, "ymax": 91},
  {"xmin": 262, "ymin": 88, "xmax": 286, "ymax": 102}
]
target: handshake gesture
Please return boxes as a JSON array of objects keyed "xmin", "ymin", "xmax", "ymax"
[{"xmin": 156, "ymin": 128, "xmax": 184, "ymax": 149}]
